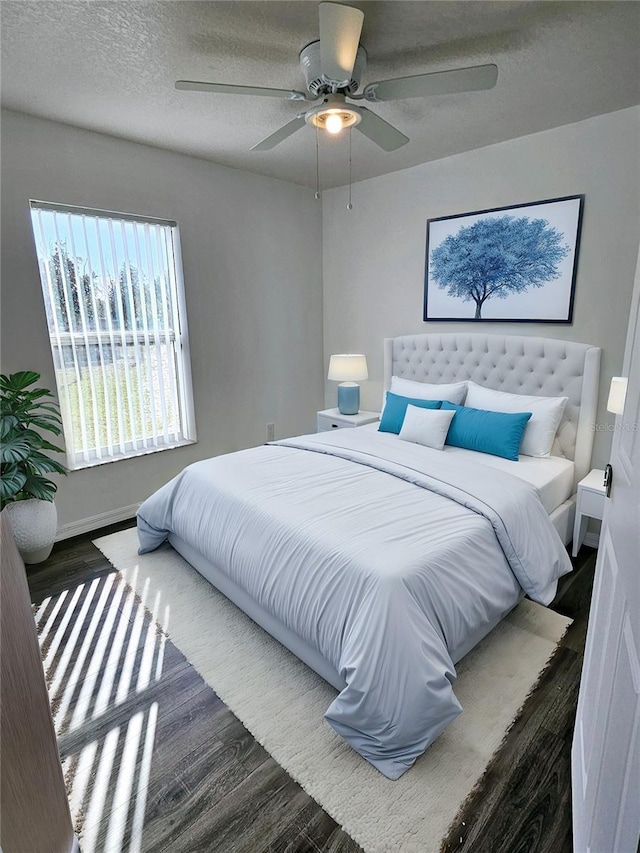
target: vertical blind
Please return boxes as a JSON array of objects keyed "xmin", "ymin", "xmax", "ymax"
[{"xmin": 29, "ymin": 202, "xmax": 196, "ymax": 469}]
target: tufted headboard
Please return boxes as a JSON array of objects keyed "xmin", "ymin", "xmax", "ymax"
[{"xmin": 383, "ymin": 333, "xmax": 601, "ymax": 488}]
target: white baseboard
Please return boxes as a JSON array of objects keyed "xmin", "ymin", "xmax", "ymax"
[
  {"xmin": 584, "ymin": 531, "xmax": 600, "ymax": 550},
  {"xmin": 56, "ymin": 504, "xmax": 139, "ymax": 541}
]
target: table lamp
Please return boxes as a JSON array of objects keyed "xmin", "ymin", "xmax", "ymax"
[{"xmin": 328, "ymin": 354, "xmax": 368, "ymax": 415}]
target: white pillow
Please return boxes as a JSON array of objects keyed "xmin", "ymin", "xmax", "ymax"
[
  {"xmin": 464, "ymin": 381, "xmax": 568, "ymax": 458},
  {"xmin": 389, "ymin": 375, "xmax": 467, "ymax": 405},
  {"xmin": 398, "ymin": 405, "xmax": 456, "ymax": 451}
]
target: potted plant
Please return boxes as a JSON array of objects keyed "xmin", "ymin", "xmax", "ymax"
[{"xmin": 1, "ymin": 371, "xmax": 67, "ymax": 564}]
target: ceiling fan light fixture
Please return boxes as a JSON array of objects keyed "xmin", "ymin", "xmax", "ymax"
[
  {"xmin": 325, "ymin": 112, "xmax": 346, "ymax": 134},
  {"xmin": 306, "ymin": 100, "xmax": 361, "ymax": 135}
]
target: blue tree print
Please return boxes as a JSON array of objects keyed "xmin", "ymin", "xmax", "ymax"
[{"xmin": 430, "ymin": 215, "xmax": 570, "ymax": 319}]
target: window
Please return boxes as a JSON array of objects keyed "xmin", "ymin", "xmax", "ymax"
[{"xmin": 30, "ymin": 201, "xmax": 196, "ymax": 470}]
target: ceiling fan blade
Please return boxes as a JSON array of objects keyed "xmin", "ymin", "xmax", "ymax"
[
  {"xmin": 250, "ymin": 116, "xmax": 307, "ymax": 151},
  {"xmin": 319, "ymin": 2, "xmax": 364, "ymax": 85},
  {"xmin": 176, "ymin": 80, "xmax": 307, "ymax": 101},
  {"xmin": 360, "ymin": 63, "xmax": 498, "ymax": 102},
  {"xmin": 354, "ymin": 107, "xmax": 409, "ymax": 152}
]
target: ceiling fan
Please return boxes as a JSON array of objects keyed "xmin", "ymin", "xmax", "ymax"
[{"xmin": 176, "ymin": 2, "xmax": 498, "ymax": 153}]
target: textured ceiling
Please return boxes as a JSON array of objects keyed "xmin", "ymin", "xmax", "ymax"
[{"xmin": 1, "ymin": 1, "xmax": 639, "ymax": 189}]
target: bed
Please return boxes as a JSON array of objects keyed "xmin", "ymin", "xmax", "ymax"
[{"xmin": 137, "ymin": 333, "xmax": 601, "ymax": 779}]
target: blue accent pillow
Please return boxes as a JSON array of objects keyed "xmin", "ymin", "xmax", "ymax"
[
  {"xmin": 378, "ymin": 392, "xmax": 442, "ymax": 435},
  {"xmin": 441, "ymin": 401, "xmax": 532, "ymax": 461}
]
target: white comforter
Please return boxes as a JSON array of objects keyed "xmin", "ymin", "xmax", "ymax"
[{"xmin": 137, "ymin": 428, "xmax": 572, "ymax": 779}]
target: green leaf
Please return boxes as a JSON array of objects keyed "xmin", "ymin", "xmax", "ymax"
[
  {"xmin": 1, "ymin": 373, "xmax": 65, "ymax": 480},
  {"xmin": 0, "ymin": 371, "xmax": 41, "ymax": 392},
  {"xmin": 16, "ymin": 429, "xmax": 47, "ymax": 450},
  {"xmin": 34, "ymin": 437, "xmax": 66, "ymax": 455},
  {"xmin": 19, "ymin": 428, "xmax": 47, "ymax": 444},
  {"xmin": 16, "ymin": 429, "xmax": 66, "ymax": 456},
  {"xmin": 26, "ymin": 451, "xmax": 67, "ymax": 476},
  {"xmin": 20, "ymin": 474, "xmax": 57, "ymax": 502},
  {"xmin": 0, "ymin": 433, "xmax": 32, "ymax": 463},
  {"xmin": 30, "ymin": 407, "xmax": 62, "ymax": 424},
  {"xmin": 33, "ymin": 403, "xmax": 62, "ymax": 417},
  {"xmin": 25, "ymin": 416, "xmax": 63, "ymax": 436},
  {"xmin": 0, "ymin": 413, "xmax": 19, "ymax": 438},
  {"xmin": 20, "ymin": 388, "xmax": 53, "ymax": 401},
  {"xmin": 0, "ymin": 465, "xmax": 28, "ymax": 500}
]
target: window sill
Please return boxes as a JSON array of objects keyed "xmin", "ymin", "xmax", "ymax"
[{"xmin": 66, "ymin": 438, "xmax": 198, "ymax": 472}]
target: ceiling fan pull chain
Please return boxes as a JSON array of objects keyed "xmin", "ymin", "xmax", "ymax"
[
  {"xmin": 347, "ymin": 128, "xmax": 353, "ymax": 210},
  {"xmin": 315, "ymin": 126, "xmax": 321, "ymax": 199}
]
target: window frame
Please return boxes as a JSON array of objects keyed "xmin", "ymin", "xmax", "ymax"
[{"xmin": 29, "ymin": 200, "xmax": 197, "ymax": 470}]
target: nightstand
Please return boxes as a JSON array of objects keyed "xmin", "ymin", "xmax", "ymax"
[
  {"xmin": 572, "ymin": 469, "xmax": 606, "ymax": 557},
  {"xmin": 317, "ymin": 408, "xmax": 379, "ymax": 432}
]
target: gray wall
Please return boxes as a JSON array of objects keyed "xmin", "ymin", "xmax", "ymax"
[
  {"xmin": 322, "ymin": 107, "xmax": 640, "ymax": 469},
  {"xmin": 3, "ymin": 106, "xmax": 638, "ymax": 529},
  {"xmin": 1, "ymin": 110, "xmax": 324, "ymax": 529}
]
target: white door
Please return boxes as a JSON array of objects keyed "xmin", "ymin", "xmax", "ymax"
[{"xmin": 571, "ymin": 249, "xmax": 640, "ymax": 853}]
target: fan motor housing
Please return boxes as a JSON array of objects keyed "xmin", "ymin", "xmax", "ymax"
[{"xmin": 299, "ymin": 41, "xmax": 367, "ymax": 96}]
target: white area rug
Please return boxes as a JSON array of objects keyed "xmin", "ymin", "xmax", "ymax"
[{"xmin": 95, "ymin": 527, "xmax": 571, "ymax": 853}]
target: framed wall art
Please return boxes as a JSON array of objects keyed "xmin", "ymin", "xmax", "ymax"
[{"xmin": 424, "ymin": 194, "xmax": 584, "ymax": 323}]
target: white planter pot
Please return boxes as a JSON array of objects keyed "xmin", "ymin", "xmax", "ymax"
[{"xmin": 4, "ymin": 499, "xmax": 58, "ymax": 565}]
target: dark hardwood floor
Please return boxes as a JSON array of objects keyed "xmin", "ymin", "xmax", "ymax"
[
  {"xmin": 442, "ymin": 548, "xmax": 597, "ymax": 853},
  {"xmin": 27, "ymin": 521, "xmax": 596, "ymax": 853}
]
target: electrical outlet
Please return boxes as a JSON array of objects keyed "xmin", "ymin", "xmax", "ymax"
[{"xmin": 266, "ymin": 423, "xmax": 275, "ymax": 442}]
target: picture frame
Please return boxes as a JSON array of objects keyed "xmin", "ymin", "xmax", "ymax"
[{"xmin": 423, "ymin": 194, "xmax": 584, "ymax": 323}]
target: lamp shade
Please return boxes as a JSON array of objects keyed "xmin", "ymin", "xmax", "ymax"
[
  {"xmin": 327, "ymin": 354, "xmax": 368, "ymax": 382},
  {"xmin": 607, "ymin": 376, "xmax": 628, "ymax": 415}
]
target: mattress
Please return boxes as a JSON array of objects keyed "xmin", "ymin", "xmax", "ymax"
[
  {"xmin": 137, "ymin": 427, "xmax": 573, "ymax": 779},
  {"xmin": 358, "ymin": 423, "xmax": 575, "ymax": 514}
]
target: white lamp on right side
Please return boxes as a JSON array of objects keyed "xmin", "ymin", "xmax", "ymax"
[
  {"xmin": 607, "ymin": 376, "xmax": 628, "ymax": 415},
  {"xmin": 328, "ymin": 353, "xmax": 368, "ymax": 415}
]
